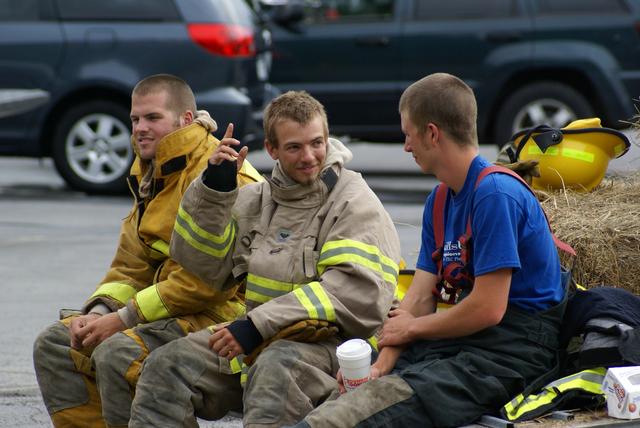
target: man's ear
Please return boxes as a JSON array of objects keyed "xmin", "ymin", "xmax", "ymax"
[
  {"xmin": 426, "ymin": 122, "xmax": 439, "ymax": 146},
  {"xmin": 264, "ymin": 140, "xmax": 278, "ymax": 160},
  {"xmin": 181, "ymin": 110, "xmax": 194, "ymax": 126}
]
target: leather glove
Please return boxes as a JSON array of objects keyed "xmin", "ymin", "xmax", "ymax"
[
  {"xmin": 494, "ymin": 159, "xmax": 540, "ymax": 186},
  {"xmin": 243, "ymin": 319, "xmax": 339, "ymax": 366}
]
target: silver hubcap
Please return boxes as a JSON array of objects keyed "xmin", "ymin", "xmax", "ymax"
[
  {"xmin": 65, "ymin": 113, "xmax": 132, "ymax": 184},
  {"xmin": 512, "ymin": 98, "xmax": 576, "ymax": 135}
]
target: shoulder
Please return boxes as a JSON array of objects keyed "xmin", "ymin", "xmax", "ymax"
[
  {"xmin": 333, "ymin": 168, "xmax": 384, "ymax": 209},
  {"xmin": 234, "ymin": 180, "xmax": 270, "ymax": 216},
  {"xmin": 475, "ymin": 171, "xmax": 533, "ymax": 205}
]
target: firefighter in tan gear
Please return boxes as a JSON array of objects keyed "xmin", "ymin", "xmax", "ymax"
[
  {"xmin": 127, "ymin": 91, "xmax": 401, "ymax": 427},
  {"xmin": 32, "ymin": 74, "xmax": 262, "ymax": 428}
]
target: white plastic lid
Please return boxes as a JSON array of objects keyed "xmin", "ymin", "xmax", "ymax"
[{"xmin": 336, "ymin": 338, "xmax": 371, "ymax": 361}]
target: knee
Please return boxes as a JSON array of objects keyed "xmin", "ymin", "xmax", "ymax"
[
  {"xmin": 33, "ymin": 322, "xmax": 69, "ymax": 365},
  {"xmin": 139, "ymin": 339, "xmax": 181, "ymax": 377},
  {"xmin": 252, "ymin": 340, "xmax": 300, "ymax": 375},
  {"xmin": 92, "ymin": 332, "xmax": 140, "ymax": 375}
]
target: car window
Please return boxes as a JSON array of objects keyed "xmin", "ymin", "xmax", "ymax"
[
  {"xmin": 179, "ymin": 0, "xmax": 256, "ymax": 25},
  {"xmin": 414, "ymin": 0, "xmax": 517, "ymax": 20},
  {"xmin": 56, "ymin": 0, "xmax": 180, "ymax": 21},
  {"xmin": 0, "ymin": 0, "xmax": 39, "ymax": 20},
  {"xmin": 537, "ymin": 0, "xmax": 629, "ymax": 15},
  {"xmin": 302, "ymin": 0, "xmax": 394, "ymax": 24}
]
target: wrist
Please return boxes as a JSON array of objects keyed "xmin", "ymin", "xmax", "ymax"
[{"xmin": 374, "ymin": 347, "xmax": 402, "ymax": 375}]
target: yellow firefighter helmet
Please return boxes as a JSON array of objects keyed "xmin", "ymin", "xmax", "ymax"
[{"xmin": 510, "ymin": 118, "xmax": 630, "ymax": 191}]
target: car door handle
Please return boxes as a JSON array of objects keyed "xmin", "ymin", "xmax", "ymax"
[
  {"xmin": 483, "ymin": 31, "xmax": 523, "ymax": 43},
  {"xmin": 355, "ymin": 36, "xmax": 390, "ymax": 47}
]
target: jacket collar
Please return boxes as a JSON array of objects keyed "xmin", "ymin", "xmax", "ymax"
[
  {"xmin": 267, "ymin": 137, "xmax": 350, "ymax": 208},
  {"xmin": 130, "ymin": 123, "xmax": 210, "ymax": 178}
]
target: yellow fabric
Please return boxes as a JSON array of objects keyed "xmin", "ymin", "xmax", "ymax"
[
  {"xmin": 135, "ymin": 285, "xmax": 170, "ymax": 321},
  {"xmin": 122, "ymin": 329, "xmax": 150, "ymax": 390},
  {"xmin": 246, "ymin": 273, "xmax": 300, "ymax": 305},
  {"xmin": 396, "ymin": 270, "xmax": 414, "ymax": 301},
  {"xmin": 502, "ymin": 367, "xmax": 606, "ymax": 421},
  {"xmin": 85, "ymin": 123, "xmax": 259, "ymax": 322},
  {"xmin": 88, "ymin": 282, "xmax": 137, "ymax": 307},
  {"xmin": 292, "ymin": 281, "xmax": 337, "ymax": 322},
  {"xmin": 317, "ymin": 239, "xmax": 399, "ymax": 286}
]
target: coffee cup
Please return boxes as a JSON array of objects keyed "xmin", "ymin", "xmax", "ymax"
[{"xmin": 336, "ymin": 338, "xmax": 372, "ymax": 391}]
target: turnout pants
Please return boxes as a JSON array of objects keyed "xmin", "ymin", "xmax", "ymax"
[
  {"xmin": 298, "ymin": 301, "xmax": 565, "ymax": 428},
  {"xmin": 33, "ymin": 313, "xmax": 218, "ymax": 428},
  {"xmin": 129, "ymin": 329, "xmax": 342, "ymax": 427}
]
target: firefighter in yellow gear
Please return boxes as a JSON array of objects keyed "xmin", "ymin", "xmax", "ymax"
[{"xmin": 33, "ymin": 74, "xmax": 261, "ymax": 428}]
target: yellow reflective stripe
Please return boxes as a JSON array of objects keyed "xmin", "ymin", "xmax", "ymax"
[
  {"xmin": 240, "ymin": 364, "xmax": 248, "ymax": 386},
  {"xmin": 230, "ymin": 357, "xmax": 242, "ymax": 374},
  {"xmin": 292, "ymin": 281, "xmax": 336, "ymax": 322},
  {"xmin": 174, "ymin": 206, "xmax": 236, "ymax": 258},
  {"xmin": 614, "ymin": 144, "xmax": 625, "ymax": 156},
  {"xmin": 151, "ymin": 240, "xmax": 169, "ymax": 257},
  {"xmin": 562, "ymin": 147, "xmax": 594, "ymax": 163},
  {"xmin": 527, "ymin": 145, "xmax": 595, "ymax": 163},
  {"xmin": 318, "ymin": 239, "xmax": 399, "ymax": 286},
  {"xmin": 367, "ymin": 336, "xmax": 378, "ymax": 351},
  {"xmin": 502, "ymin": 368, "xmax": 605, "ymax": 420},
  {"xmin": 246, "ymin": 273, "xmax": 299, "ymax": 305},
  {"xmin": 90, "ymin": 282, "xmax": 137, "ymax": 305},
  {"xmin": 135, "ymin": 285, "xmax": 171, "ymax": 322}
]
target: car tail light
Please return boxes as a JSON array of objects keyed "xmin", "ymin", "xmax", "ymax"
[{"xmin": 187, "ymin": 23, "xmax": 255, "ymax": 57}]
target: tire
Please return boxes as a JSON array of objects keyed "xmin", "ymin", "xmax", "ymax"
[
  {"xmin": 494, "ymin": 81, "xmax": 594, "ymax": 147},
  {"xmin": 52, "ymin": 100, "xmax": 133, "ymax": 194}
]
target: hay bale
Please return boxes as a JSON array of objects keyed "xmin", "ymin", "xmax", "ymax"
[{"xmin": 538, "ymin": 173, "xmax": 640, "ymax": 294}]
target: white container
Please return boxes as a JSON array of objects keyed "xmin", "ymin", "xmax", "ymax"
[
  {"xmin": 336, "ymin": 339, "xmax": 372, "ymax": 391},
  {"xmin": 602, "ymin": 366, "xmax": 640, "ymax": 419}
]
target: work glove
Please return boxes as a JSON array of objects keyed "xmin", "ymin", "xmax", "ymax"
[
  {"xmin": 243, "ymin": 319, "xmax": 339, "ymax": 366},
  {"xmin": 494, "ymin": 159, "xmax": 540, "ymax": 186}
]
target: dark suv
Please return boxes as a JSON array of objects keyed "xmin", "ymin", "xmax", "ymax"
[
  {"xmin": 264, "ymin": 0, "xmax": 640, "ymax": 145},
  {"xmin": 0, "ymin": 0, "xmax": 276, "ymax": 193}
]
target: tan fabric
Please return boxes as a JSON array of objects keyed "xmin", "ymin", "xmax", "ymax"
[
  {"xmin": 154, "ymin": 137, "xmax": 401, "ymax": 424},
  {"xmin": 303, "ymin": 374, "xmax": 415, "ymax": 428},
  {"xmin": 193, "ymin": 109, "xmax": 217, "ymax": 133},
  {"xmin": 136, "ymin": 159, "xmax": 154, "ymax": 199},
  {"xmin": 172, "ymin": 138, "xmax": 401, "ymax": 341}
]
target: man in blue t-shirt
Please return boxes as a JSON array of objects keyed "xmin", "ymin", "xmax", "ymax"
[{"xmin": 291, "ymin": 73, "xmax": 566, "ymax": 428}]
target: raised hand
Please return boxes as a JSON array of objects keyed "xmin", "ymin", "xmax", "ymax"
[{"xmin": 209, "ymin": 123, "xmax": 249, "ymax": 171}]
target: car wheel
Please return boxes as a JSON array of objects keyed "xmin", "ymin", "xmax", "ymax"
[
  {"xmin": 494, "ymin": 81, "xmax": 594, "ymax": 147},
  {"xmin": 52, "ymin": 101, "xmax": 133, "ymax": 194}
]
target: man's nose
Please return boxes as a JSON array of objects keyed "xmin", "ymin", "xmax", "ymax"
[
  {"xmin": 403, "ymin": 139, "xmax": 412, "ymax": 153},
  {"xmin": 301, "ymin": 145, "xmax": 314, "ymax": 161},
  {"xmin": 134, "ymin": 119, "xmax": 149, "ymax": 133}
]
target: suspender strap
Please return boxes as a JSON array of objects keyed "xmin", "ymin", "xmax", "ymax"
[{"xmin": 431, "ymin": 183, "xmax": 449, "ymax": 278}]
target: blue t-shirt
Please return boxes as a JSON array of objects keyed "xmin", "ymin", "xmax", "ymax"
[{"xmin": 416, "ymin": 156, "xmax": 563, "ymax": 312}]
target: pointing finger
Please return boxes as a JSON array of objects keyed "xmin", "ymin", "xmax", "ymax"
[{"xmin": 223, "ymin": 123, "xmax": 234, "ymax": 140}]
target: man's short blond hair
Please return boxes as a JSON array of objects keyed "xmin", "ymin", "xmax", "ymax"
[
  {"xmin": 399, "ymin": 73, "xmax": 478, "ymax": 147},
  {"xmin": 132, "ymin": 74, "xmax": 197, "ymax": 117},
  {"xmin": 263, "ymin": 91, "xmax": 328, "ymax": 147}
]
